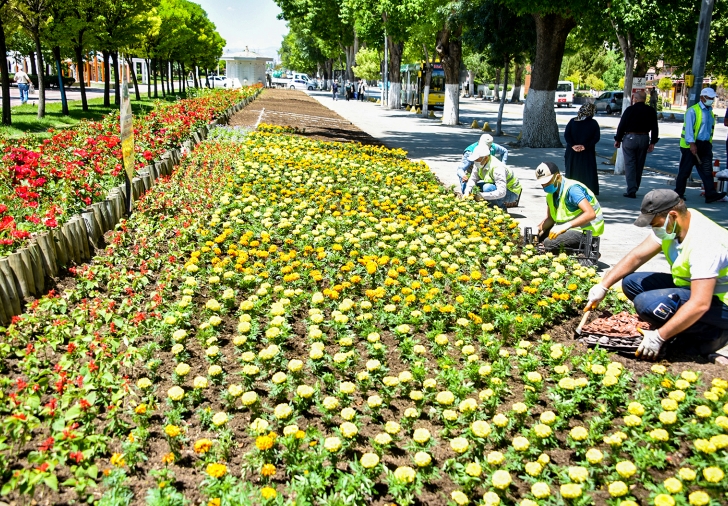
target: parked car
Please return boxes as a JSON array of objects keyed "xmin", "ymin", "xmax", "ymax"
[
  {"xmin": 595, "ymin": 91, "xmax": 624, "ymax": 114},
  {"xmin": 289, "ymin": 79, "xmax": 315, "ymax": 91}
]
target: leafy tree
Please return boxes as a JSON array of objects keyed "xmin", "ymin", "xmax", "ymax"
[
  {"xmin": 657, "ymin": 76, "xmax": 673, "ymax": 93},
  {"xmin": 0, "ymin": 0, "xmax": 16, "ymax": 124},
  {"xmin": 584, "ymin": 74, "xmax": 605, "ymax": 91},
  {"xmin": 352, "ymin": 47, "xmax": 381, "ymax": 81},
  {"xmin": 11, "ymin": 0, "xmax": 52, "ymax": 118}
]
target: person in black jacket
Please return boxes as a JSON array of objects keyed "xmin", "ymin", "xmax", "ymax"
[{"xmin": 614, "ymin": 90, "xmax": 659, "ymax": 198}]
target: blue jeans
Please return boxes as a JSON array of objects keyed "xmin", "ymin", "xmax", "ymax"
[
  {"xmin": 477, "ymin": 183, "xmax": 519, "ymax": 209},
  {"xmin": 457, "ymin": 152, "xmax": 473, "ymax": 193},
  {"xmin": 622, "ymin": 272, "xmax": 728, "ymax": 355},
  {"xmin": 18, "ymin": 83, "xmax": 29, "ymax": 104}
]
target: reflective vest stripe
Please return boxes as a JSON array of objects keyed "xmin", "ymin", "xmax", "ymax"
[{"xmin": 477, "ymin": 160, "xmax": 522, "ymax": 194}]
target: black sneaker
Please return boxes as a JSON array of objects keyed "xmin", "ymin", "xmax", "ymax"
[
  {"xmin": 623, "ymin": 192, "xmax": 636, "ymax": 198},
  {"xmin": 706, "ymin": 192, "xmax": 727, "ymax": 203}
]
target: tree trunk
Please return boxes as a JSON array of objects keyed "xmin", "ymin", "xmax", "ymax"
[
  {"xmin": 496, "ymin": 57, "xmax": 509, "ymax": 136},
  {"xmin": 204, "ymin": 68, "xmax": 209, "ymax": 88},
  {"xmin": 74, "ymin": 45, "xmax": 88, "ymax": 110},
  {"xmin": 126, "ymin": 56, "xmax": 141, "ymax": 100},
  {"xmin": 436, "ymin": 23, "xmax": 462, "ymax": 126},
  {"xmin": 494, "ymin": 68, "xmax": 501, "ymax": 101},
  {"xmin": 169, "ymin": 61, "xmax": 174, "ymax": 93},
  {"xmin": 181, "ymin": 62, "xmax": 186, "ymax": 93},
  {"xmin": 385, "ymin": 37, "xmax": 403, "ymax": 109},
  {"xmin": 421, "ymin": 44, "xmax": 433, "ymax": 118},
  {"xmin": 614, "ymin": 28, "xmax": 636, "ymax": 175},
  {"xmin": 161, "ymin": 59, "xmax": 166, "ymax": 97},
  {"xmin": 0, "ymin": 15, "xmax": 11, "ymax": 125},
  {"xmin": 467, "ymin": 70, "xmax": 475, "ymax": 97},
  {"xmin": 193, "ymin": 65, "xmax": 200, "ymax": 88},
  {"xmin": 510, "ymin": 63, "xmax": 523, "ymax": 103},
  {"xmin": 521, "ymin": 13, "xmax": 575, "ymax": 147},
  {"xmin": 52, "ymin": 45, "xmax": 68, "ymax": 115},
  {"xmin": 102, "ymin": 49, "xmax": 111, "ymax": 107},
  {"xmin": 32, "ymin": 34, "xmax": 45, "ymax": 118},
  {"xmin": 29, "ymin": 51, "xmax": 37, "ymax": 75},
  {"xmin": 153, "ymin": 58, "xmax": 158, "ymax": 98},
  {"xmin": 146, "ymin": 59, "xmax": 152, "ymax": 98},
  {"xmin": 111, "ymin": 51, "xmax": 120, "ymax": 106}
]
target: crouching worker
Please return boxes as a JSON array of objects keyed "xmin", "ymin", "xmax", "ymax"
[
  {"xmin": 535, "ymin": 161, "xmax": 604, "ymax": 252},
  {"xmin": 585, "ymin": 189, "xmax": 728, "ymax": 359},
  {"xmin": 462, "ymin": 140, "xmax": 521, "ymax": 210},
  {"xmin": 457, "ymin": 134, "xmax": 509, "ymax": 193}
]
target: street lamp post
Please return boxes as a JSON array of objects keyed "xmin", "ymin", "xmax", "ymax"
[{"xmin": 687, "ymin": 0, "xmax": 715, "ymax": 108}]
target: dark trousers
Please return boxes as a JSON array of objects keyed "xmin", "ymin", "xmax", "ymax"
[
  {"xmin": 542, "ymin": 229, "xmax": 584, "ymax": 252},
  {"xmin": 675, "ymin": 140, "xmax": 718, "ymax": 198},
  {"xmin": 622, "ymin": 271, "xmax": 728, "ymax": 355},
  {"xmin": 622, "ymin": 133, "xmax": 649, "ymax": 194}
]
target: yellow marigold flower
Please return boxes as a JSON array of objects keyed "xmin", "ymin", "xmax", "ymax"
[
  {"xmin": 471, "ymin": 420, "xmax": 491, "ymax": 438},
  {"xmin": 206, "ymin": 463, "xmax": 227, "ymax": 478},
  {"xmin": 137, "ymin": 378, "xmax": 152, "ymax": 390},
  {"xmin": 623, "ymin": 415, "xmax": 642, "ymax": 427},
  {"xmin": 608, "ymin": 481, "xmax": 629, "ymax": 497},
  {"xmin": 413, "ymin": 451, "xmax": 432, "ymax": 467},
  {"xmin": 450, "ymin": 437, "xmax": 469, "ymax": 454},
  {"xmin": 436, "ymin": 391, "xmax": 455, "ymax": 405},
  {"xmin": 340, "ymin": 422, "xmax": 358, "ymax": 439},
  {"xmin": 539, "ymin": 411, "xmax": 557, "ymax": 425},
  {"xmin": 531, "ymin": 482, "xmax": 551, "ymax": 499},
  {"xmin": 627, "ymin": 402, "xmax": 645, "ymax": 416},
  {"xmin": 194, "ymin": 439, "xmax": 213, "ymax": 454},
  {"xmin": 651, "ymin": 364, "xmax": 667, "ymax": 374},
  {"xmin": 324, "ymin": 437, "xmax": 342, "ymax": 453},
  {"xmin": 491, "ymin": 470, "xmax": 511, "ymax": 489},
  {"xmin": 492, "ymin": 413, "xmax": 509, "ymax": 427},
  {"xmin": 695, "ymin": 405, "xmax": 712, "ymax": 418},
  {"xmin": 568, "ymin": 466, "xmax": 589, "ymax": 483},
  {"xmin": 615, "ymin": 461, "xmax": 637, "ymax": 478},
  {"xmin": 360, "ymin": 452, "xmax": 380, "ymax": 469},
  {"xmin": 694, "ymin": 439, "xmax": 717, "ymax": 453},
  {"xmin": 167, "ymin": 386, "xmax": 185, "ymax": 401},
  {"xmin": 560, "ymin": 483, "xmax": 582, "ymax": 499},
  {"xmin": 664, "ymin": 477, "xmax": 682, "ymax": 494},
  {"xmin": 679, "ymin": 467, "xmax": 697, "ymax": 481},
  {"xmin": 255, "ymin": 435, "xmax": 275, "ymax": 451},
  {"xmin": 681, "ymin": 370, "xmax": 698, "ymax": 383},
  {"xmin": 274, "ymin": 403, "xmax": 292, "ymax": 419},
  {"xmin": 451, "ymin": 491, "xmax": 469, "ymax": 505},
  {"xmin": 688, "ymin": 491, "xmax": 710, "ymax": 506},
  {"xmin": 570, "ymin": 426, "xmax": 589, "ymax": 441},
  {"xmin": 394, "ymin": 466, "xmax": 416, "ymax": 484},
  {"xmin": 260, "ymin": 486, "xmax": 277, "ymax": 500},
  {"xmin": 164, "ymin": 425, "xmax": 181, "ymax": 438},
  {"xmin": 212, "ymin": 412, "xmax": 228, "ymax": 427},
  {"xmin": 482, "ymin": 492, "xmax": 501, "ymax": 506},
  {"xmin": 586, "ymin": 448, "xmax": 603, "ymax": 464},
  {"xmin": 659, "ymin": 411, "xmax": 677, "ymax": 425},
  {"xmin": 260, "ymin": 464, "xmax": 276, "ymax": 477},
  {"xmin": 702, "ymin": 466, "xmax": 724, "ymax": 483},
  {"xmin": 413, "ymin": 428, "xmax": 431, "ymax": 444},
  {"xmin": 649, "ymin": 428, "xmax": 669, "ymax": 442},
  {"xmin": 512, "ymin": 436, "xmax": 530, "ymax": 452},
  {"xmin": 487, "ymin": 451, "xmax": 504, "ymax": 466},
  {"xmin": 525, "ymin": 462, "xmax": 543, "ymax": 476},
  {"xmin": 654, "ymin": 494, "xmax": 675, "ymax": 506},
  {"xmin": 110, "ymin": 452, "xmax": 125, "ymax": 467}
]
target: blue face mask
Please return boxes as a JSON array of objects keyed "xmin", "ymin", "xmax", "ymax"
[{"xmin": 543, "ymin": 183, "xmax": 557, "ymax": 194}]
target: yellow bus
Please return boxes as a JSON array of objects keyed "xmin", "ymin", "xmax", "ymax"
[{"xmin": 400, "ymin": 63, "xmax": 445, "ymax": 108}]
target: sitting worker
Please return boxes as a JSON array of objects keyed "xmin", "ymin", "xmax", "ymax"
[
  {"xmin": 535, "ymin": 161, "xmax": 604, "ymax": 251},
  {"xmin": 461, "ymin": 139, "xmax": 521, "ymax": 209},
  {"xmin": 585, "ymin": 189, "xmax": 728, "ymax": 359},
  {"xmin": 457, "ymin": 134, "xmax": 509, "ymax": 193}
]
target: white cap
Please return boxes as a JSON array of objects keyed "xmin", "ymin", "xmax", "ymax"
[
  {"xmin": 468, "ymin": 142, "xmax": 492, "ymax": 161},
  {"xmin": 478, "ymin": 133, "xmax": 494, "ymax": 145},
  {"xmin": 700, "ymin": 87, "xmax": 716, "ymax": 98}
]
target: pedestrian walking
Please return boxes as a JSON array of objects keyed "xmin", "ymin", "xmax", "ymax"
[
  {"xmin": 14, "ymin": 69, "xmax": 30, "ymax": 104},
  {"xmin": 332, "ymin": 81, "xmax": 338, "ymax": 101},
  {"xmin": 649, "ymin": 87, "xmax": 659, "ymax": 111},
  {"xmin": 674, "ymin": 87, "xmax": 726, "ymax": 203},
  {"xmin": 614, "ymin": 90, "xmax": 659, "ymax": 198},
  {"xmin": 345, "ymin": 82, "xmax": 350, "ymax": 101},
  {"xmin": 359, "ymin": 81, "xmax": 366, "ymax": 101},
  {"xmin": 724, "ymin": 110, "xmax": 728, "ymax": 171},
  {"xmin": 564, "ymin": 103, "xmax": 600, "ymax": 195}
]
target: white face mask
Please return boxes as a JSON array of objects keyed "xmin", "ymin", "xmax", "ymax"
[
  {"xmin": 653, "ymin": 214, "xmax": 677, "ymax": 241},
  {"xmin": 704, "ymin": 98, "xmax": 714, "ymax": 107}
]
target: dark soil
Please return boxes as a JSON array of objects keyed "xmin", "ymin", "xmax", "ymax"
[{"xmin": 228, "ymin": 88, "xmax": 384, "ymax": 145}]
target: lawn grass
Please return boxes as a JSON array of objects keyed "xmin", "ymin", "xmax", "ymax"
[{"xmin": 0, "ymin": 93, "xmax": 188, "ymax": 138}]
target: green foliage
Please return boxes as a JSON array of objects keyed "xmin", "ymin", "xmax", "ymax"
[
  {"xmin": 352, "ymin": 47, "xmax": 381, "ymax": 81},
  {"xmin": 279, "ymin": 26, "xmax": 325, "ymax": 75},
  {"xmin": 657, "ymin": 77, "xmax": 673, "ymax": 93},
  {"xmin": 584, "ymin": 74, "xmax": 605, "ymax": 91}
]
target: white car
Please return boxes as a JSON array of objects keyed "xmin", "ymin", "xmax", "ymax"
[{"xmin": 289, "ymin": 79, "xmax": 315, "ymax": 91}]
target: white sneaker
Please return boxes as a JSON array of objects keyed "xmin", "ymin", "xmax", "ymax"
[{"xmin": 717, "ymin": 196, "xmax": 728, "ymax": 202}]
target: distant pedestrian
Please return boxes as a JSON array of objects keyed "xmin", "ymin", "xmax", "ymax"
[
  {"xmin": 674, "ymin": 87, "xmax": 726, "ymax": 203},
  {"xmin": 649, "ymin": 87, "xmax": 659, "ymax": 111},
  {"xmin": 266, "ymin": 73, "xmax": 272, "ymax": 88},
  {"xmin": 564, "ymin": 103, "xmax": 600, "ymax": 195},
  {"xmin": 14, "ymin": 69, "xmax": 30, "ymax": 104},
  {"xmin": 724, "ymin": 108, "xmax": 728, "ymax": 171},
  {"xmin": 359, "ymin": 81, "xmax": 366, "ymax": 101},
  {"xmin": 332, "ymin": 82, "xmax": 338, "ymax": 101},
  {"xmin": 614, "ymin": 90, "xmax": 659, "ymax": 198}
]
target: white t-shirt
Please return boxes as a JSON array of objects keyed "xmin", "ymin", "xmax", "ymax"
[
  {"xmin": 651, "ymin": 209, "xmax": 728, "ymax": 280},
  {"xmin": 14, "ymin": 71, "xmax": 29, "ymax": 84}
]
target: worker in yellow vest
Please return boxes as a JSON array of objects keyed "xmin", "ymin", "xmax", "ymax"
[
  {"xmin": 585, "ymin": 189, "xmax": 728, "ymax": 360},
  {"xmin": 462, "ymin": 140, "xmax": 521, "ymax": 210},
  {"xmin": 674, "ymin": 87, "xmax": 726, "ymax": 203},
  {"xmin": 534, "ymin": 162, "xmax": 604, "ymax": 252}
]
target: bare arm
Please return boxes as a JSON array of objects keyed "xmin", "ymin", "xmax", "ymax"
[
  {"xmin": 658, "ymin": 277, "xmax": 716, "ymax": 340},
  {"xmin": 600, "ymin": 236, "xmax": 662, "ymax": 288},
  {"xmin": 568, "ymin": 198, "xmax": 597, "ymax": 229}
]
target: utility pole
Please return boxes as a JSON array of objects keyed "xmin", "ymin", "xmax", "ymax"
[{"xmin": 687, "ymin": 0, "xmax": 714, "ymax": 108}]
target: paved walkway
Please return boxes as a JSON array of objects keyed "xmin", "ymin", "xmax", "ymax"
[{"xmin": 308, "ymin": 90, "xmax": 728, "ymax": 276}]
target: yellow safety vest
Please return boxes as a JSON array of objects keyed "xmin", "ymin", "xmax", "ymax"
[
  {"xmin": 546, "ymin": 177, "xmax": 604, "ymax": 237},
  {"xmin": 680, "ymin": 103, "xmax": 715, "ymax": 148},
  {"xmin": 477, "ymin": 157, "xmax": 522, "ymax": 195}
]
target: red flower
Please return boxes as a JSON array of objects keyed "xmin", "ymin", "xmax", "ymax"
[{"xmin": 39, "ymin": 436, "xmax": 55, "ymax": 452}]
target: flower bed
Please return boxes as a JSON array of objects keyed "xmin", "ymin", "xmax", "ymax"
[
  {"xmin": 0, "ymin": 128, "xmax": 726, "ymax": 505},
  {"xmin": 0, "ymin": 87, "xmax": 259, "ymax": 256}
]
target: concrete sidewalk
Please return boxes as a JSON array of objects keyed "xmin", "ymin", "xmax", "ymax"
[{"xmin": 308, "ymin": 91, "xmax": 728, "ymax": 275}]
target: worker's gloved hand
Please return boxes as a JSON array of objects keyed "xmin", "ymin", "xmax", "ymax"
[
  {"xmin": 636, "ymin": 328, "xmax": 665, "ymax": 360},
  {"xmin": 548, "ymin": 222, "xmax": 572, "ymax": 239},
  {"xmin": 585, "ymin": 284, "xmax": 608, "ymax": 311},
  {"xmin": 473, "ymin": 192, "xmax": 485, "ymax": 202}
]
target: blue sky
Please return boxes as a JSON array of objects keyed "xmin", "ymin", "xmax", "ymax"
[{"xmin": 196, "ymin": 0, "xmax": 289, "ymax": 60}]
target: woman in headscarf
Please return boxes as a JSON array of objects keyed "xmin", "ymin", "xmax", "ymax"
[{"xmin": 564, "ymin": 103, "xmax": 601, "ymax": 195}]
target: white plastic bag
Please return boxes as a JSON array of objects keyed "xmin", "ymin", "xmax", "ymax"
[{"xmin": 716, "ymin": 169, "xmax": 728, "ymax": 179}]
